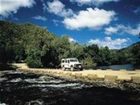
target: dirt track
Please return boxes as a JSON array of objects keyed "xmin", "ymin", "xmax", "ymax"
[{"xmin": 13, "ymin": 63, "xmax": 140, "ymax": 82}]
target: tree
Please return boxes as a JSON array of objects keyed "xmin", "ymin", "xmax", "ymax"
[
  {"xmin": 84, "ymin": 44, "xmax": 100, "ymax": 65},
  {"xmin": 69, "ymin": 43, "xmax": 84, "ymax": 60},
  {"xmin": 51, "ymin": 36, "xmax": 71, "ymax": 67},
  {"xmin": 82, "ymin": 55, "xmax": 96, "ymax": 69},
  {"xmin": 22, "ymin": 24, "xmax": 55, "ymax": 68},
  {"xmin": 109, "ymin": 50, "xmax": 119, "ymax": 65},
  {"xmin": 131, "ymin": 43, "xmax": 140, "ymax": 67},
  {"xmin": 98, "ymin": 46, "xmax": 111, "ymax": 66},
  {"xmin": 0, "ymin": 21, "xmax": 25, "ymax": 65}
]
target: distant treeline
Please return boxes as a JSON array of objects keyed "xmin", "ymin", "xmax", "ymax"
[{"xmin": 0, "ymin": 21, "xmax": 140, "ymax": 69}]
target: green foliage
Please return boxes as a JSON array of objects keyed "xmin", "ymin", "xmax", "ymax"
[
  {"xmin": 0, "ymin": 20, "xmax": 140, "ymax": 69},
  {"xmin": 82, "ymin": 56, "xmax": 96, "ymax": 69},
  {"xmin": 0, "ymin": 21, "xmax": 25, "ymax": 64},
  {"xmin": 26, "ymin": 48, "xmax": 43, "ymax": 68},
  {"xmin": 109, "ymin": 50, "xmax": 119, "ymax": 65},
  {"xmin": 131, "ymin": 43, "xmax": 140, "ymax": 67},
  {"xmin": 98, "ymin": 47, "xmax": 111, "ymax": 66},
  {"xmin": 69, "ymin": 43, "xmax": 84, "ymax": 59},
  {"xmin": 21, "ymin": 24, "xmax": 56, "ymax": 68},
  {"xmin": 84, "ymin": 44, "xmax": 100, "ymax": 63}
]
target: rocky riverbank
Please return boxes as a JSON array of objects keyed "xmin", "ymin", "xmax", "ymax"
[
  {"xmin": 0, "ymin": 69, "xmax": 140, "ymax": 105},
  {"xmin": 17, "ymin": 68, "xmax": 140, "ymax": 92},
  {"xmin": 12, "ymin": 63, "xmax": 140, "ymax": 92}
]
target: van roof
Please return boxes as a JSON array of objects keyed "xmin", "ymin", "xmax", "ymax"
[{"xmin": 61, "ymin": 58, "xmax": 78, "ymax": 60}]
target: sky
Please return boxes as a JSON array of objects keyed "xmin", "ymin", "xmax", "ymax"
[{"xmin": 0, "ymin": 0, "xmax": 140, "ymax": 49}]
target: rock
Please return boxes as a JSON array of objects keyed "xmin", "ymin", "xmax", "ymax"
[
  {"xmin": 104, "ymin": 75, "xmax": 118, "ymax": 83},
  {"xmin": 131, "ymin": 76, "xmax": 140, "ymax": 83}
]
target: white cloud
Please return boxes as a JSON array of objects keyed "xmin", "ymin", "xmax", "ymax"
[
  {"xmin": 70, "ymin": 0, "xmax": 119, "ymax": 6},
  {"xmin": 0, "ymin": 0, "xmax": 35, "ymax": 17},
  {"xmin": 105, "ymin": 24, "xmax": 140, "ymax": 36},
  {"xmin": 32, "ymin": 15, "xmax": 47, "ymax": 21},
  {"xmin": 47, "ymin": 0, "xmax": 73, "ymax": 17},
  {"xmin": 70, "ymin": 0, "xmax": 92, "ymax": 5},
  {"xmin": 41, "ymin": 0, "xmax": 47, "ymax": 12},
  {"xmin": 125, "ymin": 24, "xmax": 140, "ymax": 36},
  {"xmin": 88, "ymin": 37, "xmax": 130, "ymax": 49},
  {"xmin": 69, "ymin": 37, "xmax": 77, "ymax": 43},
  {"xmin": 105, "ymin": 26, "xmax": 119, "ymax": 35},
  {"xmin": 63, "ymin": 8, "xmax": 116, "ymax": 30}
]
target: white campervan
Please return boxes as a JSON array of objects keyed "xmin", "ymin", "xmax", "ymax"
[{"xmin": 61, "ymin": 58, "xmax": 83, "ymax": 71}]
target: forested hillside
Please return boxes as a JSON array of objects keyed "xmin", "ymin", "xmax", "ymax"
[{"xmin": 0, "ymin": 21, "xmax": 140, "ymax": 69}]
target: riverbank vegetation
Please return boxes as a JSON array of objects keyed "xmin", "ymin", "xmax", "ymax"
[{"xmin": 0, "ymin": 21, "xmax": 140, "ymax": 69}]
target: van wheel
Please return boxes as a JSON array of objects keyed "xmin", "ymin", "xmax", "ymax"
[
  {"xmin": 62, "ymin": 67, "xmax": 65, "ymax": 70},
  {"xmin": 80, "ymin": 68, "xmax": 83, "ymax": 71},
  {"xmin": 70, "ymin": 67, "xmax": 74, "ymax": 71}
]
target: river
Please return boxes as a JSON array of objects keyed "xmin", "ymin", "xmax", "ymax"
[
  {"xmin": 0, "ymin": 70, "xmax": 140, "ymax": 105},
  {"xmin": 98, "ymin": 64, "xmax": 134, "ymax": 70}
]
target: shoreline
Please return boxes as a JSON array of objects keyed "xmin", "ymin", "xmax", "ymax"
[
  {"xmin": 1, "ymin": 69, "xmax": 140, "ymax": 105},
  {"xmin": 14, "ymin": 63, "xmax": 140, "ymax": 92}
]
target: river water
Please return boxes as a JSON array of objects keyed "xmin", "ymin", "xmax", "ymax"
[
  {"xmin": 98, "ymin": 64, "xmax": 134, "ymax": 70},
  {"xmin": 0, "ymin": 70, "xmax": 140, "ymax": 105}
]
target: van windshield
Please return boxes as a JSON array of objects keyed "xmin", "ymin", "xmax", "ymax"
[{"xmin": 70, "ymin": 59, "xmax": 78, "ymax": 62}]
